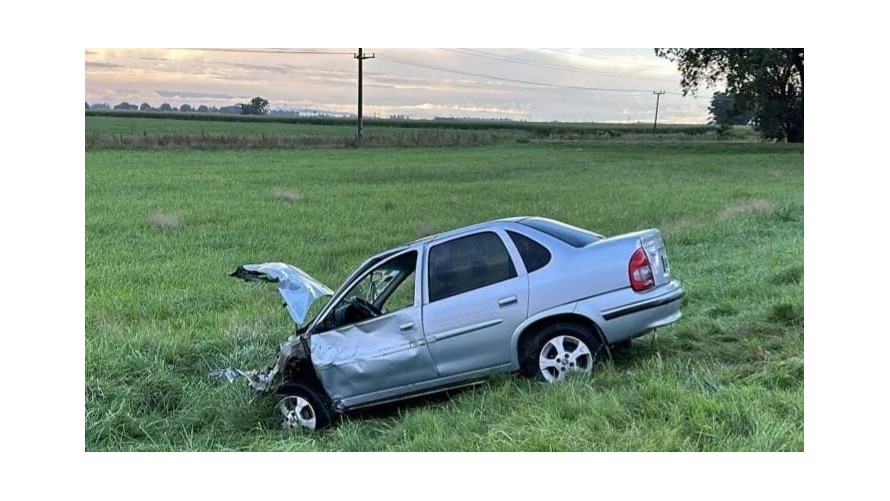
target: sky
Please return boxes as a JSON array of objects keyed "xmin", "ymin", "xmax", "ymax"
[{"xmin": 84, "ymin": 48, "xmax": 715, "ymax": 123}]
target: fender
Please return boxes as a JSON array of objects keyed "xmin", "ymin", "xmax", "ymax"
[{"xmin": 508, "ymin": 301, "xmax": 606, "ymax": 368}]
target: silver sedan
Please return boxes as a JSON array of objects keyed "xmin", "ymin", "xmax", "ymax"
[{"xmin": 230, "ymin": 216, "xmax": 685, "ymax": 431}]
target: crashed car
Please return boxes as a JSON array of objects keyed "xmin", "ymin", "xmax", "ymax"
[{"xmin": 226, "ymin": 217, "xmax": 684, "ymax": 431}]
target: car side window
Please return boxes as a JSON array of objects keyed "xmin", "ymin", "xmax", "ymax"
[
  {"xmin": 507, "ymin": 230, "xmax": 552, "ymax": 273},
  {"xmin": 318, "ymin": 251, "xmax": 417, "ymax": 331},
  {"xmin": 428, "ymin": 231, "xmax": 517, "ymax": 302}
]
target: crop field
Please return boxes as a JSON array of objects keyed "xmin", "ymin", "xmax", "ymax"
[
  {"xmin": 85, "ymin": 113, "xmax": 732, "ymax": 149},
  {"xmin": 85, "ymin": 114, "xmax": 525, "ymax": 148},
  {"xmin": 85, "ymin": 137, "xmax": 803, "ymax": 451}
]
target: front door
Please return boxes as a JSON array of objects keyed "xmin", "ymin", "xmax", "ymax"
[{"xmin": 310, "ymin": 250, "xmax": 438, "ymax": 402}]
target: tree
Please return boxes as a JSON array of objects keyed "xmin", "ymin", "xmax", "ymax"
[
  {"xmin": 655, "ymin": 48, "xmax": 803, "ymax": 142},
  {"xmin": 159, "ymin": 103, "xmax": 172, "ymax": 112},
  {"xmin": 180, "ymin": 104, "xmax": 193, "ymax": 112},
  {"xmin": 140, "ymin": 102, "xmax": 152, "ymax": 112},
  {"xmin": 113, "ymin": 101, "xmax": 138, "ymax": 111},
  {"xmin": 197, "ymin": 105, "xmax": 209, "ymax": 113},
  {"xmin": 708, "ymin": 92, "xmax": 754, "ymax": 126},
  {"xmin": 240, "ymin": 96, "xmax": 269, "ymax": 115},
  {"xmin": 85, "ymin": 102, "xmax": 90, "ymax": 110}
]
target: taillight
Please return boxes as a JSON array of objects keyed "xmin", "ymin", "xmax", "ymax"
[{"xmin": 628, "ymin": 247, "xmax": 654, "ymax": 292}]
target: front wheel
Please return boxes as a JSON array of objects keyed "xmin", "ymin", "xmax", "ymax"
[
  {"xmin": 277, "ymin": 383, "xmax": 333, "ymax": 432},
  {"xmin": 521, "ymin": 323, "xmax": 607, "ymax": 382}
]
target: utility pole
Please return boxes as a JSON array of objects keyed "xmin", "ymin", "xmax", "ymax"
[
  {"xmin": 354, "ymin": 48, "xmax": 375, "ymax": 145},
  {"xmin": 653, "ymin": 90, "xmax": 665, "ymax": 130}
]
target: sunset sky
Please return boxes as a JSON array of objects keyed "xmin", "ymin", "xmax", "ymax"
[{"xmin": 84, "ymin": 48, "xmax": 715, "ymax": 123}]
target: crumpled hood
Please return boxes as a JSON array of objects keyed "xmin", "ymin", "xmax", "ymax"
[{"xmin": 230, "ymin": 262, "xmax": 334, "ymax": 325}]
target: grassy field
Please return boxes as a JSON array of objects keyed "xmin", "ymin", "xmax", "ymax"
[{"xmin": 85, "ymin": 141, "xmax": 803, "ymax": 451}]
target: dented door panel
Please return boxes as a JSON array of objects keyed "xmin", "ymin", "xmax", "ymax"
[{"xmin": 310, "ymin": 305, "xmax": 438, "ymax": 403}]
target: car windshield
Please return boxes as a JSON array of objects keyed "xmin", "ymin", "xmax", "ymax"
[{"xmin": 518, "ymin": 217, "xmax": 603, "ymax": 248}]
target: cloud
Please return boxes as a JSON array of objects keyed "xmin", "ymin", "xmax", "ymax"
[
  {"xmin": 156, "ymin": 90, "xmax": 240, "ymax": 100},
  {"xmin": 138, "ymin": 56, "xmax": 174, "ymax": 63},
  {"xmin": 85, "ymin": 61, "xmax": 123, "ymax": 69},
  {"xmin": 215, "ymin": 61, "xmax": 298, "ymax": 75}
]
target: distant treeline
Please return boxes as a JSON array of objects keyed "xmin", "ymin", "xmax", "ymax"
[{"xmin": 84, "ymin": 109, "xmax": 715, "ymax": 137}]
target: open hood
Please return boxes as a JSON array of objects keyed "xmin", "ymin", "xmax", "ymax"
[{"xmin": 230, "ymin": 263, "xmax": 334, "ymax": 325}]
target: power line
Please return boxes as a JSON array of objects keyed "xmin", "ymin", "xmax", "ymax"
[
  {"xmin": 185, "ymin": 48, "xmax": 355, "ymax": 55},
  {"xmin": 174, "ymin": 48, "xmax": 716, "ymax": 99},
  {"xmin": 377, "ymin": 53, "xmax": 680, "ymax": 95},
  {"xmin": 440, "ymin": 48, "xmax": 629, "ymax": 79},
  {"xmin": 543, "ymin": 48, "xmax": 670, "ymax": 71},
  {"xmin": 146, "ymin": 48, "xmax": 722, "ymax": 106},
  {"xmin": 441, "ymin": 48, "xmax": 682, "ymax": 86}
]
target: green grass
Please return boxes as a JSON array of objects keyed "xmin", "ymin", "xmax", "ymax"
[{"xmin": 85, "ymin": 141, "xmax": 803, "ymax": 451}]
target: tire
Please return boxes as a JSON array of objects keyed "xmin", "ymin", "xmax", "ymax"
[
  {"xmin": 520, "ymin": 323, "xmax": 607, "ymax": 382},
  {"xmin": 276, "ymin": 383, "xmax": 333, "ymax": 432}
]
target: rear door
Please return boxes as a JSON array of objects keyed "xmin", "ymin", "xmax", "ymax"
[{"xmin": 421, "ymin": 230, "xmax": 529, "ymax": 377}]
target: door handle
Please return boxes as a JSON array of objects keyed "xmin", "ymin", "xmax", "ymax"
[
  {"xmin": 498, "ymin": 295, "xmax": 518, "ymax": 307},
  {"xmin": 399, "ymin": 322, "xmax": 415, "ymax": 331}
]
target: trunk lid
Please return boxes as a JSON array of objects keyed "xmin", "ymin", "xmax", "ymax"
[
  {"xmin": 636, "ymin": 229, "xmax": 671, "ymax": 287},
  {"xmin": 586, "ymin": 228, "xmax": 672, "ymax": 290}
]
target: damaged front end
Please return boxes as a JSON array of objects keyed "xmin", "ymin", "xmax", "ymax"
[
  {"xmin": 212, "ymin": 263, "xmax": 335, "ymax": 430},
  {"xmin": 229, "ymin": 262, "xmax": 333, "ymax": 325},
  {"xmin": 209, "ymin": 335, "xmax": 313, "ymax": 392}
]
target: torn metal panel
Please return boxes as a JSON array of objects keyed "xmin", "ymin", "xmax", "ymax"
[
  {"xmin": 230, "ymin": 263, "xmax": 334, "ymax": 325},
  {"xmin": 309, "ymin": 307, "xmax": 438, "ymax": 403},
  {"xmin": 211, "ymin": 336, "xmax": 313, "ymax": 393}
]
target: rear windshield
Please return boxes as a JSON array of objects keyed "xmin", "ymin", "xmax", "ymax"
[{"xmin": 518, "ymin": 218, "xmax": 602, "ymax": 248}]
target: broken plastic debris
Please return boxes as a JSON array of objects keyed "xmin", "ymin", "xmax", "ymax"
[
  {"xmin": 210, "ymin": 364, "xmax": 280, "ymax": 392},
  {"xmin": 209, "ymin": 367, "xmax": 242, "ymax": 383}
]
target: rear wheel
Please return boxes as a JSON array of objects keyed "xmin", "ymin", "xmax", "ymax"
[
  {"xmin": 277, "ymin": 383, "xmax": 333, "ymax": 432},
  {"xmin": 521, "ymin": 323, "xmax": 607, "ymax": 382}
]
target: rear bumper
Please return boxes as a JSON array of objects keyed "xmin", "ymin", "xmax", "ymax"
[
  {"xmin": 601, "ymin": 285, "xmax": 685, "ymax": 321},
  {"xmin": 576, "ymin": 280, "xmax": 685, "ymax": 344}
]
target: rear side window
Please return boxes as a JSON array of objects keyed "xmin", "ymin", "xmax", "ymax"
[
  {"xmin": 518, "ymin": 218, "xmax": 602, "ymax": 248},
  {"xmin": 428, "ymin": 232, "xmax": 517, "ymax": 302},
  {"xmin": 507, "ymin": 231, "xmax": 552, "ymax": 273}
]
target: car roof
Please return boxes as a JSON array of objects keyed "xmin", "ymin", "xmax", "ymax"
[{"xmin": 396, "ymin": 216, "xmax": 531, "ymax": 251}]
